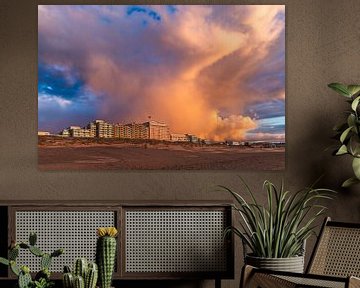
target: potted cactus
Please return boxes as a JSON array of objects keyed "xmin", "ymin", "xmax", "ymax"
[
  {"xmin": 96, "ymin": 227, "xmax": 118, "ymax": 288},
  {"xmin": 62, "ymin": 258, "xmax": 98, "ymax": 288},
  {"xmin": 0, "ymin": 232, "xmax": 64, "ymax": 288}
]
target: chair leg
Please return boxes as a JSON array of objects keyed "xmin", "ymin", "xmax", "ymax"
[
  {"xmin": 215, "ymin": 278, "xmax": 221, "ymax": 288},
  {"xmin": 240, "ymin": 265, "xmax": 255, "ymax": 288}
]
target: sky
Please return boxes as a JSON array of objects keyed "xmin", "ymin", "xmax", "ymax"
[{"xmin": 38, "ymin": 5, "xmax": 285, "ymax": 141}]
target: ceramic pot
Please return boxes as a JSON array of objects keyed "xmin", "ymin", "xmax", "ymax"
[{"xmin": 245, "ymin": 254, "xmax": 305, "ymax": 273}]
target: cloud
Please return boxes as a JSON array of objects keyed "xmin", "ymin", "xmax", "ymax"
[
  {"xmin": 213, "ymin": 115, "xmax": 257, "ymax": 141},
  {"xmin": 38, "ymin": 5, "xmax": 285, "ymax": 139},
  {"xmin": 39, "ymin": 93, "xmax": 72, "ymax": 108},
  {"xmin": 245, "ymin": 132, "xmax": 285, "ymax": 142},
  {"xmin": 245, "ymin": 100, "xmax": 285, "ymax": 120},
  {"xmin": 38, "ymin": 91, "xmax": 98, "ymax": 133},
  {"xmin": 38, "ymin": 62, "xmax": 84, "ymax": 100},
  {"xmin": 126, "ymin": 6, "xmax": 162, "ymax": 21}
]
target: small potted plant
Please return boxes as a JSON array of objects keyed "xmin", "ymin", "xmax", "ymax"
[
  {"xmin": 62, "ymin": 258, "xmax": 98, "ymax": 288},
  {"xmin": 0, "ymin": 232, "xmax": 64, "ymax": 288},
  {"xmin": 96, "ymin": 227, "xmax": 118, "ymax": 288},
  {"xmin": 221, "ymin": 178, "xmax": 334, "ymax": 273},
  {"xmin": 328, "ymin": 82, "xmax": 360, "ymax": 187}
]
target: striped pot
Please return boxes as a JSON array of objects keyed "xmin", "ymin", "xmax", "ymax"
[{"xmin": 245, "ymin": 254, "xmax": 305, "ymax": 273}]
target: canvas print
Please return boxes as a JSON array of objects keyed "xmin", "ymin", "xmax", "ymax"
[{"xmin": 38, "ymin": 5, "xmax": 285, "ymax": 170}]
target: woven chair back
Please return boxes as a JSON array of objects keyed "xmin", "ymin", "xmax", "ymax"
[{"xmin": 308, "ymin": 219, "xmax": 360, "ymax": 278}]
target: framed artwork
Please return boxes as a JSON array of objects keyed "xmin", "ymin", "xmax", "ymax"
[{"xmin": 38, "ymin": 5, "xmax": 285, "ymax": 170}]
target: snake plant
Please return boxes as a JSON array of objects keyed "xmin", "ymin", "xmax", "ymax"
[{"xmin": 221, "ymin": 178, "xmax": 335, "ymax": 258}]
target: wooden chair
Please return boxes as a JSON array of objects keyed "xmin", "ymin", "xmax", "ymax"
[{"xmin": 241, "ymin": 217, "xmax": 360, "ymax": 288}]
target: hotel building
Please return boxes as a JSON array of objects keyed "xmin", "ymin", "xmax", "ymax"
[
  {"xmin": 87, "ymin": 122, "xmax": 97, "ymax": 137},
  {"xmin": 170, "ymin": 133, "xmax": 190, "ymax": 142},
  {"xmin": 114, "ymin": 124, "xmax": 131, "ymax": 139},
  {"xmin": 145, "ymin": 120, "xmax": 170, "ymax": 141},
  {"xmin": 127, "ymin": 123, "xmax": 149, "ymax": 139},
  {"xmin": 56, "ymin": 119, "xmax": 181, "ymax": 142},
  {"xmin": 67, "ymin": 126, "xmax": 92, "ymax": 138},
  {"xmin": 94, "ymin": 120, "xmax": 114, "ymax": 138}
]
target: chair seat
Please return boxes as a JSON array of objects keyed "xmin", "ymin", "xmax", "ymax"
[
  {"xmin": 242, "ymin": 265, "xmax": 360, "ymax": 288},
  {"xmin": 241, "ymin": 218, "xmax": 360, "ymax": 288},
  {"xmin": 277, "ymin": 274, "xmax": 346, "ymax": 288}
]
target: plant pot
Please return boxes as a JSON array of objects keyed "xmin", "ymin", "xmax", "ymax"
[{"xmin": 245, "ymin": 254, "xmax": 304, "ymax": 273}]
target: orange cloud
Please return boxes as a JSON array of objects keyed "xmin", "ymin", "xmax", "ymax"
[{"xmin": 39, "ymin": 5, "xmax": 285, "ymax": 140}]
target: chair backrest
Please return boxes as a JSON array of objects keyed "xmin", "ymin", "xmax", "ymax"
[{"xmin": 307, "ymin": 217, "xmax": 360, "ymax": 277}]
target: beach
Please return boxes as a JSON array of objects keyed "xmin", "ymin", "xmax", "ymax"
[{"xmin": 38, "ymin": 136, "xmax": 285, "ymax": 170}]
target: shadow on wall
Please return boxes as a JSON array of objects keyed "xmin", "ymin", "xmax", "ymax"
[{"xmin": 290, "ymin": 100, "xmax": 360, "ymax": 220}]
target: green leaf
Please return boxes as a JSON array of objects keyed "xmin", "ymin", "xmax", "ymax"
[
  {"xmin": 328, "ymin": 83, "xmax": 351, "ymax": 97},
  {"xmin": 29, "ymin": 246, "xmax": 44, "ymax": 257},
  {"xmin": 352, "ymin": 157, "xmax": 360, "ymax": 179},
  {"xmin": 352, "ymin": 96, "xmax": 360, "ymax": 111},
  {"xmin": 336, "ymin": 144, "xmax": 348, "ymax": 155},
  {"xmin": 0, "ymin": 257, "xmax": 9, "ymax": 266},
  {"xmin": 347, "ymin": 114, "xmax": 356, "ymax": 128},
  {"xmin": 10, "ymin": 261, "xmax": 20, "ymax": 276},
  {"xmin": 342, "ymin": 177, "xmax": 360, "ymax": 188},
  {"xmin": 8, "ymin": 247, "xmax": 19, "ymax": 261},
  {"xmin": 347, "ymin": 85, "xmax": 360, "ymax": 97},
  {"xmin": 40, "ymin": 254, "xmax": 51, "ymax": 270},
  {"xmin": 222, "ymin": 178, "xmax": 335, "ymax": 258},
  {"xmin": 340, "ymin": 126, "xmax": 353, "ymax": 143},
  {"xmin": 349, "ymin": 135, "xmax": 360, "ymax": 157}
]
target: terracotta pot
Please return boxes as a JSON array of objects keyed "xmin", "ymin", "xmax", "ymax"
[{"xmin": 245, "ymin": 254, "xmax": 304, "ymax": 273}]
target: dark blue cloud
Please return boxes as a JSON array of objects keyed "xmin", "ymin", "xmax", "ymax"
[
  {"xmin": 166, "ymin": 5, "xmax": 177, "ymax": 14},
  {"xmin": 38, "ymin": 62, "xmax": 84, "ymax": 100},
  {"xmin": 38, "ymin": 62, "xmax": 104, "ymax": 132},
  {"xmin": 126, "ymin": 6, "xmax": 161, "ymax": 21}
]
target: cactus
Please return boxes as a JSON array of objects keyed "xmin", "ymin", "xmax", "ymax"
[
  {"xmin": 10, "ymin": 260, "xmax": 20, "ymax": 276},
  {"xmin": 63, "ymin": 260, "xmax": 98, "ymax": 288},
  {"xmin": 0, "ymin": 257, "xmax": 9, "ymax": 266},
  {"xmin": 96, "ymin": 227, "xmax": 118, "ymax": 288},
  {"xmin": 0, "ymin": 232, "xmax": 64, "ymax": 288},
  {"xmin": 41, "ymin": 253, "xmax": 52, "ymax": 270},
  {"xmin": 74, "ymin": 258, "xmax": 88, "ymax": 279},
  {"xmin": 85, "ymin": 263, "xmax": 98, "ymax": 288},
  {"xmin": 29, "ymin": 232, "xmax": 37, "ymax": 246},
  {"xmin": 19, "ymin": 243, "xmax": 30, "ymax": 249},
  {"xmin": 64, "ymin": 265, "xmax": 72, "ymax": 273},
  {"xmin": 74, "ymin": 275, "xmax": 85, "ymax": 288},
  {"xmin": 35, "ymin": 268, "xmax": 51, "ymax": 281},
  {"xmin": 18, "ymin": 270, "xmax": 32, "ymax": 288},
  {"xmin": 29, "ymin": 245, "xmax": 44, "ymax": 257},
  {"xmin": 63, "ymin": 272, "xmax": 74, "ymax": 288},
  {"xmin": 51, "ymin": 248, "xmax": 64, "ymax": 258},
  {"xmin": 9, "ymin": 246, "xmax": 19, "ymax": 260}
]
